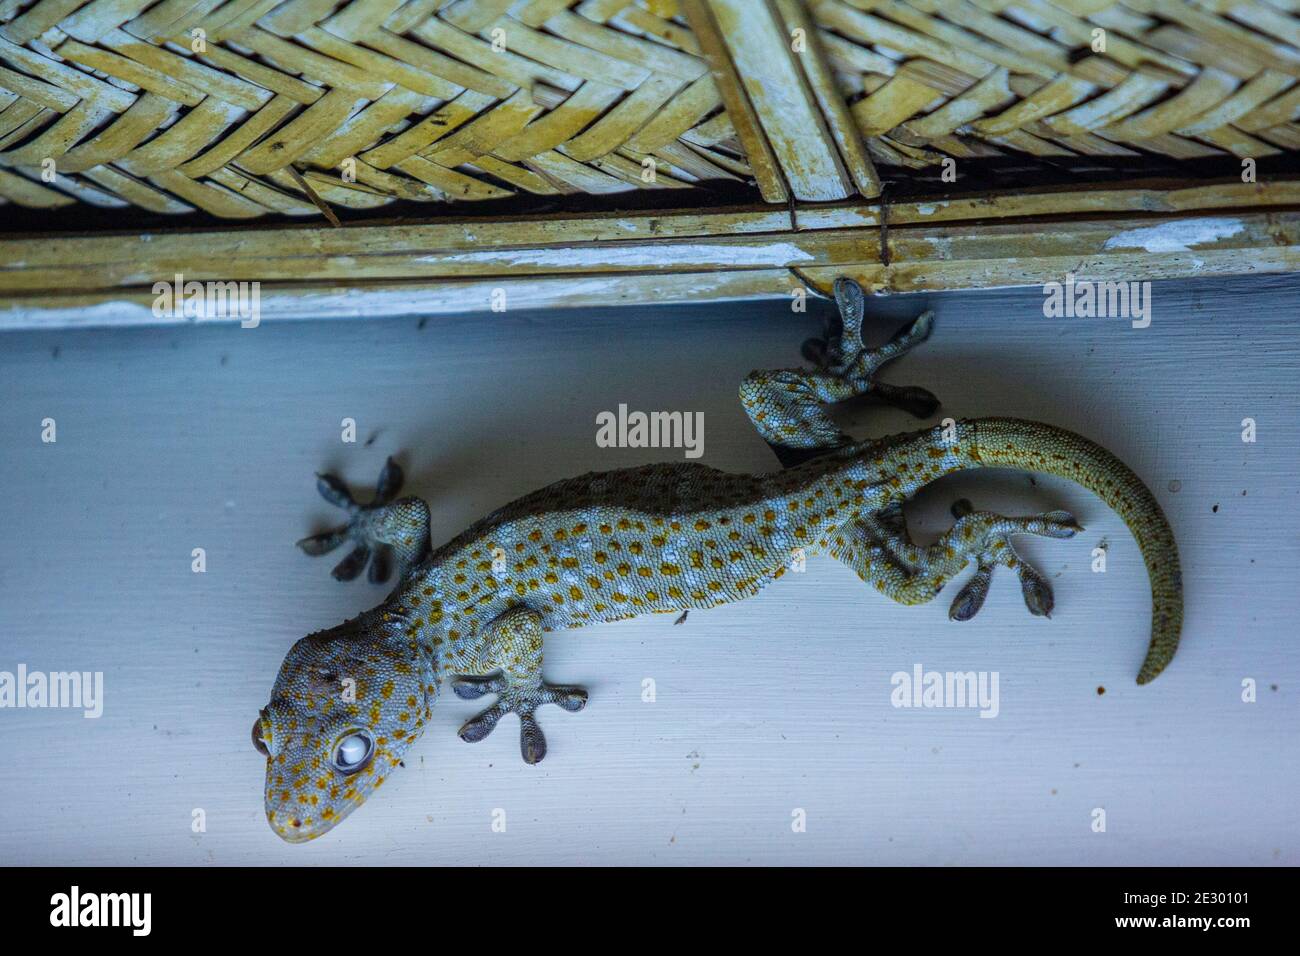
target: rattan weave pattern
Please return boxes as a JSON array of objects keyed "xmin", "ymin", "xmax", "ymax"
[{"xmin": 0, "ymin": 0, "xmax": 1296, "ymax": 219}]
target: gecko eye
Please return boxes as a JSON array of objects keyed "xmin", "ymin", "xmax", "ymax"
[
  {"xmin": 252, "ymin": 717, "xmax": 269, "ymax": 756},
  {"xmin": 332, "ymin": 731, "xmax": 375, "ymax": 774}
]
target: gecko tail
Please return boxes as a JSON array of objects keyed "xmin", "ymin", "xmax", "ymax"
[{"xmin": 963, "ymin": 417, "xmax": 1183, "ymax": 684}]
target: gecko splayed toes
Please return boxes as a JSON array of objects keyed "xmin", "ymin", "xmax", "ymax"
[{"xmin": 254, "ymin": 277, "xmax": 1183, "ymax": 842}]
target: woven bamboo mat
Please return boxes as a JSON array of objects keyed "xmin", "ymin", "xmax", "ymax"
[{"xmin": 1, "ymin": 0, "xmax": 1298, "ymax": 220}]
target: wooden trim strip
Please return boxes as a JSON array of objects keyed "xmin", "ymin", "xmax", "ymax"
[{"xmin": 2, "ymin": 178, "xmax": 1298, "ymax": 328}]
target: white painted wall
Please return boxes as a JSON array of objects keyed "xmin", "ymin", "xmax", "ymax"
[{"xmin": 0, "ymin": 275, "xmax": 1296, "ymax": 865}]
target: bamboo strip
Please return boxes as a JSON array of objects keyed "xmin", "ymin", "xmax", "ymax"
[{"xmin": 3, "ymin": 178, "xmax": 1298, "ymax": 326}]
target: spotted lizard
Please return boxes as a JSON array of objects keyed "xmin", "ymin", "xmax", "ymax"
[{"xmin": 254, "ymin": 278, "xmax": 1183, "ymax": 843}]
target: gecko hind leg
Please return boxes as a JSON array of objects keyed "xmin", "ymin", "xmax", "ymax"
[
  {"xmin": 740, "ymin": 278, "xmax": 939, "ymax": 467},
  {"xmin": 835, "ymin": 499, "xmax": 1082, "ymax": 619},
  {"xmin": 295, "ymin": 456, "xmax": 431, "ymax": 584},
  {"xmin": 451, "ymin": 607, "xmax": 587, "ymax": 765}
]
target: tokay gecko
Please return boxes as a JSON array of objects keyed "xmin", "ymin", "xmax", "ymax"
[{"xmin": 254, "ymin": 279, "xmax": 1182, "ymax": 842}]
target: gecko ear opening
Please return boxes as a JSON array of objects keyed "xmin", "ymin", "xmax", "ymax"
[
  {"xmin": 252, "ymin": 718, "xmax": 269, "ymax": 755},
  {"xmin": 252, "ymin": 708, "xmax": 275, "ymax": 757}
]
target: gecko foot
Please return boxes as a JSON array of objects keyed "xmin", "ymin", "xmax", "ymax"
[
  {"xmin": 296, "ymin": 456, "xmax": 430, "ymax": 583},
  {"xmin": 802, "ymin": 279, "xmax": 940, "ymax": 418},
  {"xmin": 453, "ymin": 675, "xmax": 588, "ymax": 765},
  {"xmin": 945, "ymin": 499, "xmax": 1082, "ymax": 621},
  {"xmin": 296, "ymin": 456, "xmax": 404, "ymax": 583}
]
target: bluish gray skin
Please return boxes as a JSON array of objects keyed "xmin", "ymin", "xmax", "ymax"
[{"xmin": 254, "ymin": 279, "xmax": 1182, "ymax": 842}]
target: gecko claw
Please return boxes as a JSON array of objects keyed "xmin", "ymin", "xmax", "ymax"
[
  {"xmin": 869, "ymin": 382, "xmax": 940, "ymax": 419},
  {"xmin": 1017, "ymin": 561, "xmax": 1055, "ymax": 617},
  {"xmin": 331, "ymin": 543, "xmax": 371, "ymax": 581},
  {"xmin": 540, "ymin": 684, "xmax": 588, "ymax": 711},
  {"xmin": 374, "ymin": 456, "xmax": 404, "ymax": 504},
  {"xmin": 800, "ymin": 336, "xmax": 832, "ymax": 367},
  {"xmin": 452, "ymin": 674, "xmax": 506, "ymax": 700},
  {"xmin": 1032, "ymin": 510, "xmax": 1083, "ymax": 537},
  {"xmin": 458, "ymin": 702, "xmax": 508, "ymax": 743},
  {"xmin": 296, "ymin": 526, "xmax": 349, "ymax": 556},
  {"xmin": 315, "ymin": 472, "xmax": 357, "ymax": 510},
  {"xmin": 949, "ymin": 563, "xmax": 994, "ymax": 621},
  {"xmin": 902, "ymin": 309, "xmax": 934, "ymax": 344},
  {"xmin": 519, "ymin": 714, "xmax": 546, "ymax": 764},
  {"xmin": 367, "ymin": 544, "xmax": 394, "ymax": 584}
]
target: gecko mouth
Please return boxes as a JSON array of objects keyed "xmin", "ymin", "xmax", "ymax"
[{"xmin": 266, "ymin": 783, "xmax": 358, "ymax": 844}]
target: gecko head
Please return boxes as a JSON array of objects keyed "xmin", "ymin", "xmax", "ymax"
[{"xmin": 253, "ymin": 615, "xmax": 436, "ymax": 844}]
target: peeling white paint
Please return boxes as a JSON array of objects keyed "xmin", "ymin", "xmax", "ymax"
[
  {"xmin": 423, "ymin": 242, "xmax": 816, "ymax": 269},
  {"xmin": 1103, "ymin": 217, "xmax": 1244, "ymax": 253},
  {"xmin": 0, "ymin": 272, "xmax": 782, "ymax": 329},
  {"xmin": 925, "ymin": 237, "xmax": 954, "ymax": 258},
  {"xmin": 0, "ymin": 300, "xmax": 160, "ymax": 329}
]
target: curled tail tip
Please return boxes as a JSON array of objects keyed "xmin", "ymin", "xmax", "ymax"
[
  {"xmin": 966, "ymin": 418, "xmax": 1183, "ymax": 686},
  {"xmin": 1135, "ymin": 656, "xmax": 1172, "ymax": 685}
]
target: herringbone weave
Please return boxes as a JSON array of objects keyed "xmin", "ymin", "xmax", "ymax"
[{"xmin": 0, "ymin": 0, "xmax": 1297, "ymax": 218}]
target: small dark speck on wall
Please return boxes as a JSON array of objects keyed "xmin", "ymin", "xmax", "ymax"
[
  {"xmin": 1096, "ymin": 686, "xmax": 1106, "ymax": 696},
  {"xmin": 1212, "ymin": 503, "xmax": 1219, "ymax": 513}
]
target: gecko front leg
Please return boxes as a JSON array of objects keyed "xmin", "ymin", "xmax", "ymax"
[
  {"xmin": 739, "ymin": 277, "xmax": 939, "ymax": 467},
  {"xmin": 295, "ymin": 456, "xmax": 431, "ymax": 586},
  {"xmin": 452, "ymin": 607, "xmax": 588, "ymax": 764}
]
